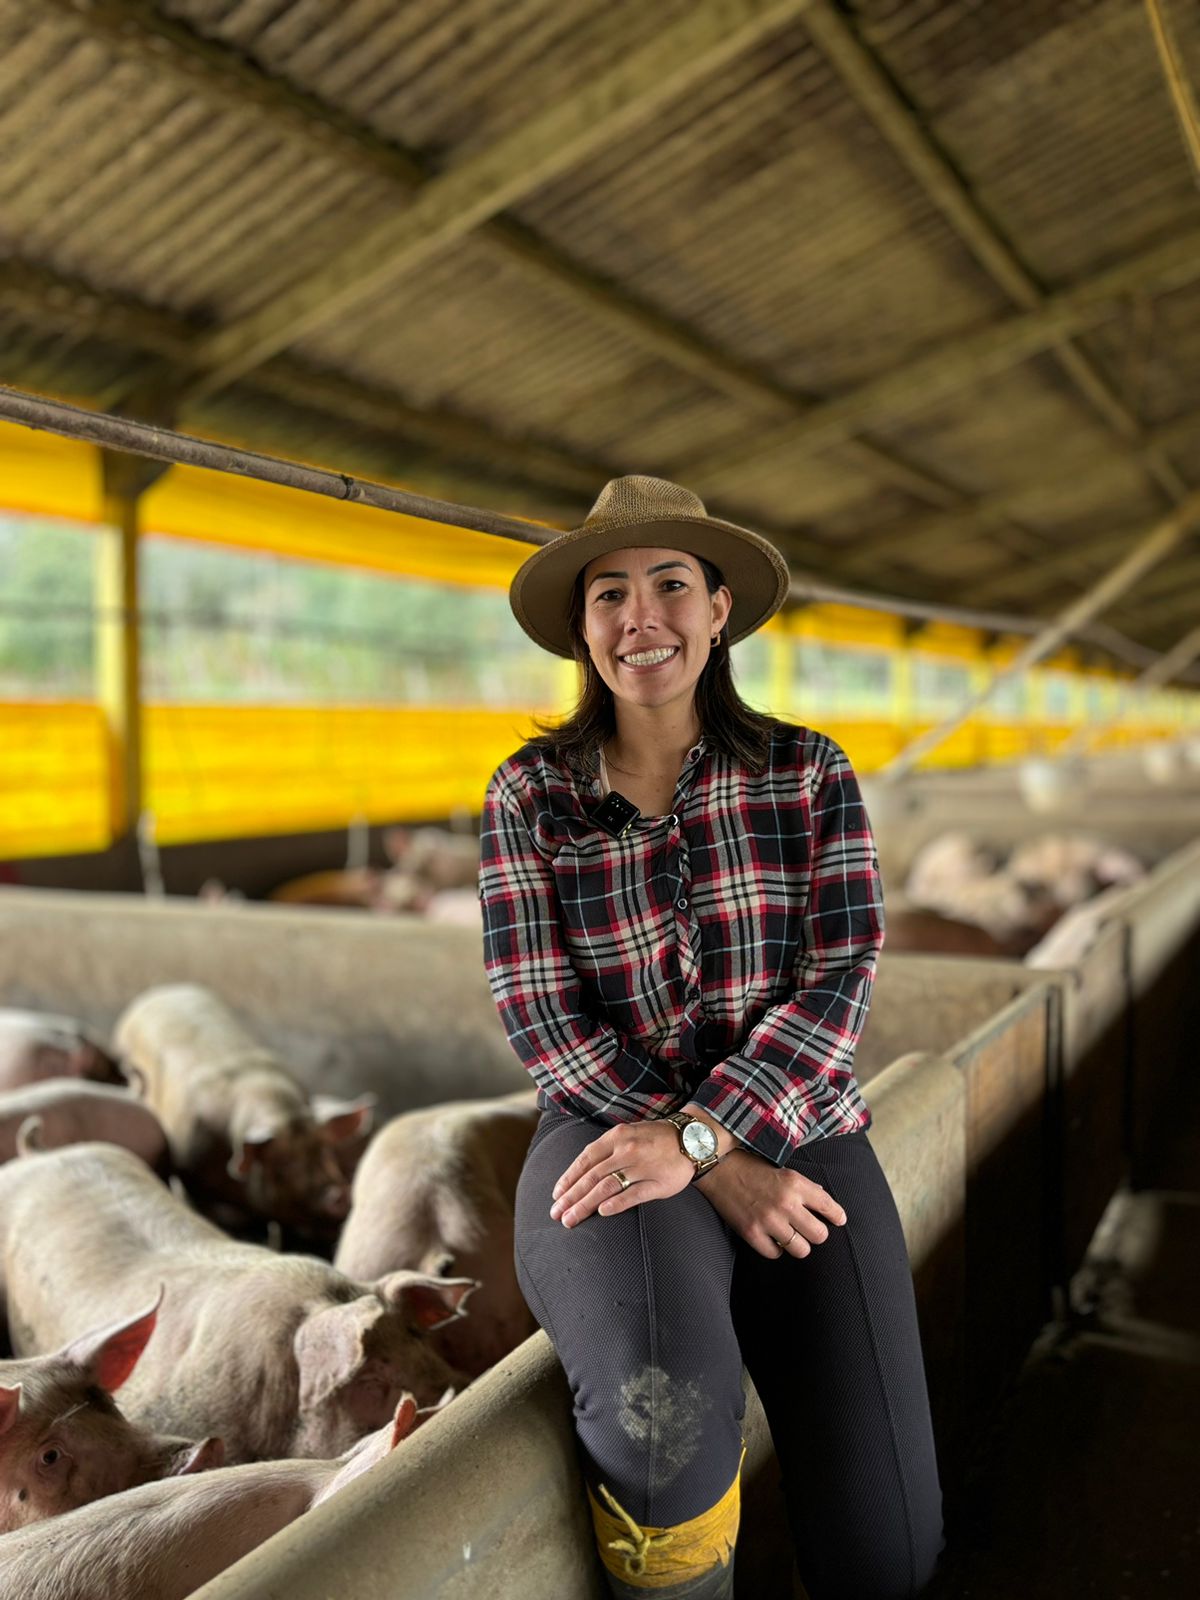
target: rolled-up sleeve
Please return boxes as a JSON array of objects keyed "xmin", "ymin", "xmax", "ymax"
[
  {"xmin": 687, "ymin": 739, "xmax": 884, "ymax": 1164},
  {"xmin": 479, "ymin": 773, "xmax": 682, "ymax": 1123}
]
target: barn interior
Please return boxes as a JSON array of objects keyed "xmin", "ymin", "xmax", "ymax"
[{"xmin": 1, "ymin": 2, "xmax": 1199, "ymax": 1597}]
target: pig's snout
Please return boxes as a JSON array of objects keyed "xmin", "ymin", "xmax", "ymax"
[{"xmin": 170, "ymin": 1436, "xmax": 225, "ymax": 1475}]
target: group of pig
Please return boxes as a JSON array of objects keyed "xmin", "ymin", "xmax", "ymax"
[
  {"xmin": 265, "ymin": 825, "xmax": 483, "ymax": 924},
  {"xmin": 0, "ymin": 991, "xmax": 540, "ymax": 1599},
  {"xmin": 889, "ymin": 829, "xmax": 1145, "ymax": 959}
]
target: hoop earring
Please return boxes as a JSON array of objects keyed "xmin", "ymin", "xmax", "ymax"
[{"xmin": 711, "ymin": 632, "xmax": 721, "ymax": 646}]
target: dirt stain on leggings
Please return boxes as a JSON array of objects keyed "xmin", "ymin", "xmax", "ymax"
[{"xmin": 618, "ymin": 1365, "xmax": 711, "ymax": 1489}]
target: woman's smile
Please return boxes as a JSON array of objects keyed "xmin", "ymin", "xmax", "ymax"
[{"xmin": 618, "ymin": 645, "xmax": 681, "ymax": 672}]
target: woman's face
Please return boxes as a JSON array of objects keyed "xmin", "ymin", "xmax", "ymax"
[{"xmin": 580, "ymin": 545, "xmax": 732, "ymax": 715}]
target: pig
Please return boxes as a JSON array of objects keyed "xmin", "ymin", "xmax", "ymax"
[
  {"xmin": 1007, "ymin": 833, "xmax": 1144, "ymax": 910},
  {"xmin": 0, "ymin": 1140, "xmax": 473, "ymax": 1463},
  {"xmin": 0, "ymin": 1081, "xmax": 168, "ymax": 1169},
  {"xmin": 879, "ymin": 906, "xmax": 1022, "ymax": 959},
  {"xmin": 1025, "ymin": 885, "xmax": 1130, "ymax": 969},
  {"xmin": 0, "ymin": 1010, "xmax": 123, "ymax": 1091},
  {"xmin": 268, "ymin": 866, "xmax": 388, "ymax": 909},
  {"xmin": 904, "ymin": 833, "xmax": 997, "ymax": 906},
  {"xmin": 0, "ymin": 1394, "xmax": 419, "ymax": 1600},
  {"xmin": 335, "ymin": 1091, "xmax": 539, "ymax": 1377},
  {"xmin": 268, "ymin": 868, "xmax": 429, "ymax": 914},
  {"xmin": 383, "ymin": 824, "xmax": 480, "ymax": 892},
  {"xmin": 0, "ymin": 1294, "xmax": 223, "ymax": 1532},
  {"xmin": 113, "ymin": 983, "xmax": 374, "ymax": 1232},
  {"xmin": 423, "ymin": 887, "xmax": 484, "ymax": 927}
]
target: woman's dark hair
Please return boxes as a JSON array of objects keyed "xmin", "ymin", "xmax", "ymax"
[{"xmin": 529, "ymin": 553, "xmax": 779, "ymax": 778}]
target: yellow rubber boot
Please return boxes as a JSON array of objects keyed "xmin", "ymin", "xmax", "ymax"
[{"xmin": 588, "ymin": 1459, "xmax": 741, "ymax": 1600}]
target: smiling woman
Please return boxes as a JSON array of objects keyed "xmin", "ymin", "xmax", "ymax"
[{"xmin": 479, "ymin": 476, "xmax": 945, "ymax": 1600}]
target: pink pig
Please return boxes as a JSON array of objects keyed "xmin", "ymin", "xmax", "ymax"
[
  {"xmin": 0, "ymin": 1081, "xmax": 168, "ymax": 1170},
  {"xmin": 0, "ymin": 1292, "xmax": 222, "ymax": 1532},
  {"xmin": 0, "ymin": 1010, "xmax": 122, "ymax": 1092},
  {"xmin": 0, "ymin": 1394, "xmax": 420, "ymax": 1600},
  {"xmin": 335, "ymin": 1090, "xmax": 539, "ymax": 1377},
  {"xmin": 113, "ymin": 983, "xmax": 373, "ymax": 1231},
  {"xmin": 0, "ymin": 1141, "xmax": 473, "ymax": 1464}
]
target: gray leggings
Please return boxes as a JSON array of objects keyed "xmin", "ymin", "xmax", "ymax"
[{"xmin": 514, "ymin": 1110, "xmax": 944, "ymax": 1600}]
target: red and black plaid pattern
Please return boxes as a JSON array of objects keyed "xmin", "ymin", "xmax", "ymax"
[{"xmin": 478, "ymin": 723, "xmax": 882, "ymax": 1164}]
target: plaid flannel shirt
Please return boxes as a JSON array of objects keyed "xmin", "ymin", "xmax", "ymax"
[{"xmin": 478, "ymin": 721, "xmax": 882, "ymax": 1164}]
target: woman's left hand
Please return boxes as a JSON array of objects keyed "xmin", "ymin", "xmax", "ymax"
[{"xmin": 550, "ymin": 1121, "xmax": 694, "ymax": 1226}]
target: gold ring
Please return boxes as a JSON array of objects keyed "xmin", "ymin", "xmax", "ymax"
[{"xmin": 611, "ymin": 1169, "xmax": 632, "ymax": 1192}]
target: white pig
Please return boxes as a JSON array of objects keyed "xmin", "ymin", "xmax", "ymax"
[
  {"xmin": 0, "ymin": 1081, "xmax": 167, "ymax": 1169},
  {"xmin": 0, "ymin": 1141, "xmax": 473, "ymax": 1463},
  {"xmin": 113, "ymin": 983, "xmax": 373, "ymax": 1231},
  {"xmin": 0, "ymin": 1394, "xmax": 418, "ymax": 1600},
  {"xmin": 0, "ymin": 1294, "xmax": 223, "ymax": 1532},
  {"xmin": 0, "ymin": 1010, "xmax": 122, "ymax": 1091},
  {"xmin": 335, "ymin": 1090, "xmax": 539, "ymax": 1377}
]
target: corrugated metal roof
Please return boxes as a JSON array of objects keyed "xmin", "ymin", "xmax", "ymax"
[{"xmin": 0, "ymin": 0, "xmax": 1198, "ymax": 650}]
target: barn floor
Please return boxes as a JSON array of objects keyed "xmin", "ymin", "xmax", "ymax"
[{"xmin": 926, "ymin": 1069, "xmax": 1200, "ymax": 1600}]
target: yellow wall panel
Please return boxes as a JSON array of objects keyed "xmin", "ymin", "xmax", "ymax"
[
  {"xmin": 142, "ymin": 704, "xmax": 552, "ymax": 844},
  {"xmin": 0, "ymin": 702, "xmax": 111, "ymax": 858},
  {"xmin": 141, "ymin": 469, "xmax": 541, "ymax": 591},
  {"xmin": 0, "ymin": 421, "xmax": 103, "ymax": 524}
]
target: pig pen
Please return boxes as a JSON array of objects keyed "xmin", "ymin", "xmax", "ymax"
[
  {"xmin": 0, "ymin": 865, "xmax": 1197, "ymax": 1599},
  {"xmin": 866, "ymin": 777, "xmax": 1198, "ymax": 895}
]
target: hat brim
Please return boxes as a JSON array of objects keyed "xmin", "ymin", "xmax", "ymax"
[{"xmin": 509, "ymin": 515, "xmax": 791, "ymax": 659}]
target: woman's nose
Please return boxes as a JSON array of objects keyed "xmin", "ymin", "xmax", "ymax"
[{"xmin": 621, "ymin": 595, "xmax": 660, "ymax": 631}]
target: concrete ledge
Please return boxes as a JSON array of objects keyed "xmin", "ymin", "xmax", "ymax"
[{"xmin": 0, "ymin": 888, "xmax": 523, "ymax": 1114}]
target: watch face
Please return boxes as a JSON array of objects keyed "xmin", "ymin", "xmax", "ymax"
[{"xmin": 682, "ymin": 1121, "xmax": 718, "ymax": 1161}]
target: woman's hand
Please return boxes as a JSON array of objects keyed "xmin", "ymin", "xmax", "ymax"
[
  {"xmin": 550, "ymin": 1121, "xmax": 695, "ymax": 1226},
  {"xmin": 695, "ymin": 1148, "xmax": 847, "ymax": 1260}
]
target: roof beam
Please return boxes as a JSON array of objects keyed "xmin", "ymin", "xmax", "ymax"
[
  {"xmin": 692, "ymin": 225, "xmax": 1200, "ymax": 479},
  {"xmin": 835, "ymin": 408, "xmax": 1200, "ymax": 579},
  {"xmin": 879, "ymin": 492, "xmax": 1200, "ymax": 778},
  {"xmin": 0, "ymin": 262, "xmax": 840, "ymax": 568},
  {"xmin": 801, "ymin": 0, "xmax": 1187, "ymax": 506},
  {"xmin": 0, "ymin": 260, "xmax": 602, "ymax": 500},
  {"xmin": 1110, "ymin": 569, "xmax": 1200, "ymax": 633},
  {"xmin": 46, "ymin": 0, "xmax": 1008, "ymax": 516},
  {"xmin": 42, "ymin": 0, "xmax": 1192, "ymax": 584},
  {"xmin": 171, "ymin": 0, "xmax": 818, "ymax": 398}
]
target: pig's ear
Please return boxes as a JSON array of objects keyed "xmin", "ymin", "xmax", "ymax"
[
  {"xmin": 0, "ymin": 1384, "xmax": 22, "ymax": 1439},
  {"xmin": 390, "ymin": 1394, "xmax": 418, "ymax": 1450},
  {"xmin": 293, "ymin": 1298, "xmax": 383, "ymax": 1414},
  {"xmin": 377, "ymin": 1272, "xmax": 477, "ymax": 1332},
  {"xmin": 314, "ymin": 1094, "xmax": 376, "ymax": 1145},
  {"xmin": 228, "ymin": 1129, "xmax": 276, "ymax": 1179},
  {"xmin": 171, "ymin": 1436, "xmax": 225, "ymax": 1476},
  {"xmin": 61, "ymin": 1287, "xmax": 164, "ymax": 1393}
]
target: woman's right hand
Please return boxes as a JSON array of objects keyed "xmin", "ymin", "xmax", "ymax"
[{"xmin": 695, "ymin": 1147, "xmax": 847, "ymax": 1260}]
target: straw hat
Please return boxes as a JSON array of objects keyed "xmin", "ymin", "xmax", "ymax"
[{"xmin": 508, "ymin": 475, "xmax": 791, "ymax": 659}]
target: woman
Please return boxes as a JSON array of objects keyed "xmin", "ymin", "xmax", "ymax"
[{"xmin": 479, "ymin": 476, "xmax": 943, "ymax": 1599}]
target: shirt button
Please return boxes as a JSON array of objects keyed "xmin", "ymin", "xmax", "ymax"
[
  {"xmin": 677, "ymin": 896, "xmax": 688, "ymax": 910},
  {"xmin": 668, "ymin": 813, "xmax": 679, "ymax": 828}
]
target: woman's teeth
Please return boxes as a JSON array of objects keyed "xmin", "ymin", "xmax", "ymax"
[{"xmin": 621, "ymin": 647, "xmax": 679, "ymax": 667}]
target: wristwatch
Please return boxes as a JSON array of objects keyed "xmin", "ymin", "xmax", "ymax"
[{"xmin": 663, "ymin": 1111, "xmax": 721, "ymax": 1179}]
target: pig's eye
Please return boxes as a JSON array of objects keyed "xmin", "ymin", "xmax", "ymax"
[{"xmin": 40, "ymin": 1448, "xmax": 61, "ymax": 1467}]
